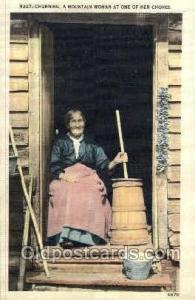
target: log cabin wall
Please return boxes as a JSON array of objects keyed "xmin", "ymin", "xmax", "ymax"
[
  {"xmin": 9, "ymin": 20, "xmax": 29, "ymax": 171},
  {"xmin": 9, "ymin": 19, "xmax": 30, "ymax": 283},
  {"xmin": 167, "ymin": 14, "xmax": 181, "ymax": 256},
  {"xmin": 8, "ymin": 14, "xmax": 181, "ymax": 259}
]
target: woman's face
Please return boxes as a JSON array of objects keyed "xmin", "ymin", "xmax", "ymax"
[{"xmin": 68, "ymin": 111, "xmax": 85, "ymax": 138}]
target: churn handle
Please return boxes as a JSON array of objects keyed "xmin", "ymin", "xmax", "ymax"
[{"xmin": 115, "ymin": 110, "xmax": 128, "ymax": 179}]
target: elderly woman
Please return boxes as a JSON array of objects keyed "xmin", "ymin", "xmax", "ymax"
[{"xmin": 47, "ymin": 109, "xmax": 128, "ymax": 247}]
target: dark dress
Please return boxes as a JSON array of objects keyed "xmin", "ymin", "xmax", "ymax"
[
  {"xmin": 50, "ymin": 133, "xmax": 110, "ymax": 181},
  {"xmin": 47, "ymin": 133, "xmax": 112, "ymax": 246}
]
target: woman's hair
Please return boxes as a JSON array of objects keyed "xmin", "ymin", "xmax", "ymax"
[{"xmin": 64, "ymin": 109, "xmax": 86, "ymax": 128}]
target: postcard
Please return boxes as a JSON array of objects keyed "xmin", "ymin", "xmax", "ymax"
[{"xmin": 0, "ymin": 0, "xmax": 195, "ymax": 299}]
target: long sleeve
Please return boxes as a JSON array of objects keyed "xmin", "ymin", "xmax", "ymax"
[
  {"xmin": 50, "ymin": 135, "xmax": 112, "ymax": 181},
  {"xmin": 94, "ymin": 145, "xmax": 113, "ymax": 198},
  {"xmin": 50, "ymin": 139, "xmax": 64, "ymax": 180},
  {"xmin": 94, "ymin": 146, "xmax": 110, "ymax": 172}
]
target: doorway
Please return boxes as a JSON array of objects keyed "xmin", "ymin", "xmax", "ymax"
[{"xmin": 48, "ymin": 23, "xmax": 153, "ymax": 224}]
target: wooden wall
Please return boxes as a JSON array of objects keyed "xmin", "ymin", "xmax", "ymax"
[
  {"xmin": 167, "ymin": 15, "xmax": 181, "ymax": 253},
  {"xmin": 9, "ymin": 20, "xmax": 29, "ymax": 169},
  {"xmin": 9, "ymin": 20, "xmax": 29, "ymax": 257},
  {"xmin": 9, "ymin": 15, "xmax": 181, "ymax": 259}
]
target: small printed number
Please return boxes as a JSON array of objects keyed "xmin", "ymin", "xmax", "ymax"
[{"xmin": 167, "ymin": 292, "xmax": 179, "ymax": 297}]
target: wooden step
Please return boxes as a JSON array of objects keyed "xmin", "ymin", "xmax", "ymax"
[
  {"xmin": 26, "ymin": 271, "xmax": 172, "ymax": 290},
  {"xmin": 35, "ymin": 262, "xmax": 123, "ymax": 273},
  {"xmin": 41, "ymin": 243, "xmax": 154, "ymax": 259},
  {"xmin": 33, "ymin": 243, "xmax": 154, "ymax": 268},
  {"xmin": 44, "ymin": 257, "xmax": 122, "ymax": 264},
  {"xmin": 26, "ymin": 253, "xmax": 172, "ymax": 290}
]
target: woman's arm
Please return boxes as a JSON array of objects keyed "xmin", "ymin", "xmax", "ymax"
[
  {"xmin": 108, "ymin": 152, "xmax": 128, "ymax": 170},
  {"xmin": 94, "ymin": 146, "xmax": 128, "ymax": 173},
  {"xmin": 50, "ymin": 139, "xmax": 65, "ymax": 180}
]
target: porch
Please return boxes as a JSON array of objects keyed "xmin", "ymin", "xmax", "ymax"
[{"xmin": 25, "ymin": 245, "xmax": 174, "ymax": 292}]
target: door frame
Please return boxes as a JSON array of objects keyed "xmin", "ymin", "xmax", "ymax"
[{"xmin": 28, "ymin": 13, "xmax": 169, "ymax": 249}]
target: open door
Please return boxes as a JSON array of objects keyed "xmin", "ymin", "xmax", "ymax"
[
  {"xmin": 39, "ymin": 25, "xmax": 54, "ymax": 239},
  {"xmin": 28, "ymin": 16, "xmax": 168, "ymax": 249}
]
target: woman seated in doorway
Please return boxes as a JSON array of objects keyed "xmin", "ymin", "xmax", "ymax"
[{"xmin": 47, "ymin": 109, "xmax": 128, "ymax": 247}]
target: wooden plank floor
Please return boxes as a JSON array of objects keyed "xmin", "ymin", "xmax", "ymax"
[
  {"xmin": 25, "ymin": 245, "xmax": 172, "ymax": 290},
  {"xmin": 26, "ymin": 271, "xmax": 172, "ymax": 289}
]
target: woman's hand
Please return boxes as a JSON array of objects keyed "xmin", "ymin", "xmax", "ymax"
[
  {"xmin": 113, "ymin": 152, "xmax": 128, "ymax": 164},
  {"xmin": 59, "ymin": 172, "xmax": 78, "ymax": 182},
  {"xmin": 108, "ymin": 152, "xmax": 128, "ymax": 170}
]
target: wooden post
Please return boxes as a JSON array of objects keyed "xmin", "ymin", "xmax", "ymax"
[
  {"xmin": 115, "ymin": 110, "xmax": 128, "ymax": 179},
  {"xmin": 153, "ymin": 16, "xmax": 169, "ymax": 250},
  {"xmin": 28, "ymin": 22, "xmax": 41, "ymax": 242}
]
